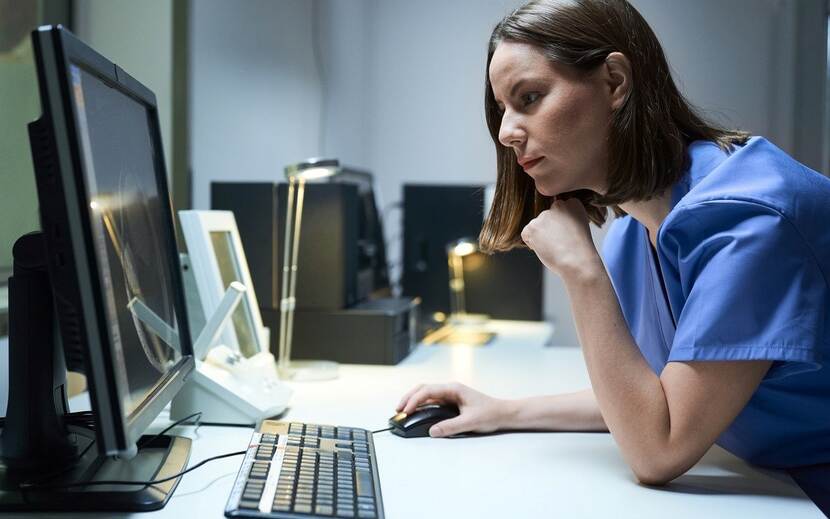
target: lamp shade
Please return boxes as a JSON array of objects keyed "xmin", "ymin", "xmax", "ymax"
[
  {"xmin": 284, "ymin": 158, "xmax": 340, "ymax": 181},
  {"xmin": 447, "ymin": 237, "xmax": 478, "ymax": 258}
]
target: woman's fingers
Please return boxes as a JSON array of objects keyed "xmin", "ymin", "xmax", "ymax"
[
  {"xmin": 401, "ymin": 383, "xmax": 463, "ymax": 415},
  {"xmin": 396, "ymin": 384, "xmax": 424, "ymax": 411}
]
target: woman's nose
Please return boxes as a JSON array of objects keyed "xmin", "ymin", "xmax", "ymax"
[{"xmin": 498, "ymin": 113, "xmax": 526, "ymax": 148}]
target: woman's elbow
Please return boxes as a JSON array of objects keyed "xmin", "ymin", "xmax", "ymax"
[
  {"xmin": 630, "ymin": 455, "xmax": 693, "ymax": 486},
  {"xmin": 632, "ymin": 466, "xmax": 677, "ymax": 487}
]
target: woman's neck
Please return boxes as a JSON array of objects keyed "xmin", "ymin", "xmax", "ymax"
[{"xmin": 618, "ymin": 189, "xmax": 673, "ymax": 248}]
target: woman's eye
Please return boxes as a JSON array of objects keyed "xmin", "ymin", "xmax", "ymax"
[{"xmin": 521, "ymin": 92, "xmax": 540, "ymax": 107}]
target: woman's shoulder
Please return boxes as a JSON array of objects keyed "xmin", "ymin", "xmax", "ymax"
[
  {"xmin": 662, "ymin": 137, "xmax": 830, "ymax": 255},
  {"xmin": 678, "ymin": 136, "xmax": 830, "ymax": 218}
]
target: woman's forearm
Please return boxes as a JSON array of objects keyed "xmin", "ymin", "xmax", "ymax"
[
  {"xmin": 498, "ymin": 388, "xmax": 608, "ymax": 432},
  {"xmin": 562, "ymin": 259, "xmax": 681, "ymax": 480}
]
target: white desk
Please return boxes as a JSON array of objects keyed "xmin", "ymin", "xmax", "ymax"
[{"xmin": 7, "ymin": 322, "xmax": 824, "ymax": 518}]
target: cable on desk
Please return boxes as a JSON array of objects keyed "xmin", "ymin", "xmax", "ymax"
[
  {"xmin": 137, "ymin": 411, "xmax": 202, "ymax": 449},
  {"xmin": 372, "ymin": 427, "xmax": 392, "ymax": 434},
  {"xmin": 19, "ymin": 449, "xmax": 247, "ymax": 490}
]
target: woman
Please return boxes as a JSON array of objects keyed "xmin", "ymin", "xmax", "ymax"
[{"xmin": 397, "ymin": 0, "xmax": 830, "ymax": 485}]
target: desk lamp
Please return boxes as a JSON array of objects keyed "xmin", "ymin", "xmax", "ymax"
[
  {"xmin": 422, "ymin": 238, "xmax": 494, "ymax": 346},
  {"xmin": 447, "ymin": 237, "xmax": 492, "ymax": 325},
  {"xmin": 278, "ymin": 158, "xmax": 340, "ymax": 380}
]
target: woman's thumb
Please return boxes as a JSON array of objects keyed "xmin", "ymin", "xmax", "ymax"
[{"xmin": 429, "ymin": 416, "xmax": 469, "ymax": 438}]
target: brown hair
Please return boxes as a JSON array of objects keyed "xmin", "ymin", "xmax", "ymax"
[{"xmin": 480, "ymin": 0, "xmax": 750, "ymax": 252}]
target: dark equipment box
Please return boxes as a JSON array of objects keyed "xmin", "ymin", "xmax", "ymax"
[{"xmin": 260, "ymin": 297, "xmax": 418, "ymax": 365}]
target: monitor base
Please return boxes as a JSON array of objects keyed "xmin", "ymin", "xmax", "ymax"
[{"xmin": 0, "ymin": 427, "xmax": 192, "ymax": 512}]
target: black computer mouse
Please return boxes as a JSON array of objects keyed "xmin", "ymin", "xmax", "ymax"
[{"xmin": 389, "ymin": 403, "xmax": 461, "ymax": 438}]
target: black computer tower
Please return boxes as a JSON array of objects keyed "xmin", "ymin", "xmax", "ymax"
[
  {"xmin": 402, "ymin": 185, "xmax": 485, "ymax": 317},
  {"xmin": 402, "ymin": 184, "xmax": 543, "ymax": 322},
  {"xmin": 212, "ymin": 182, "xmax": 360, "ymax": 311}
]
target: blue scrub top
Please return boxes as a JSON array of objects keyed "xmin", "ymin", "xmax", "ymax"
[{"xmin": 602, "ymin": 137, "xmax": 830, "ymax": 468}]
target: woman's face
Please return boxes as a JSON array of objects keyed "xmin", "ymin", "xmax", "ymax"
[{"xmin": 489, "ymin": 41, "xmax": 613, "ymax": 197}]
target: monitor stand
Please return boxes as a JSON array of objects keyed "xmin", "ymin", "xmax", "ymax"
[{"xmin": 0, "ymin": 232, "xmax": 192, "ymax": 512}]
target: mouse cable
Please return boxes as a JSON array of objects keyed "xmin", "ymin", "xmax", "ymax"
[
  {"xmin": 19, "ymin": 449, "xmax": 247, "ymax": 491},
  {"xmin": 372, "ymin": 427, "xmax": 392, "ymax": 434},
  {"xmin": 137, "ymin": 411, "xmax": 203, "ymax": 449}
]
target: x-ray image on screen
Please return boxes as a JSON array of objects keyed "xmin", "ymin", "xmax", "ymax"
[{"xmin": 71, "ymin": 64, "xmax": 181, "ymax": 415}]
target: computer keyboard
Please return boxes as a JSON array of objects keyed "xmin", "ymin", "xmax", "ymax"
[{"xmin": 225, "ymin": 421, "xmax": 384, "ymax": 519}]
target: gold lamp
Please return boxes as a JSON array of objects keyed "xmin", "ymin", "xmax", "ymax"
[
  {"xmin": 422, "ymin": 237, "xmax": 494, "ymax": 346},
  {"xmin": 277, "ymin": 158, "xmax": 340, "ymax": 380},
  {"xmin": 447, "ymin": 237, "xmax": 477, "ymax": 319}
]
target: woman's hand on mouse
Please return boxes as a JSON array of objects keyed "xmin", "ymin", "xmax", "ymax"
[{"xmin": 396, "ymin": 382, "xmax": 509, "ymax": 438}]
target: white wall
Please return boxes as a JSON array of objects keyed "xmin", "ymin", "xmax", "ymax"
[
  {"xmin": 74, "ymin": 0, "xmax": 174, "ymax": 178},
  {"xmin": 189, "ymin": 0, "xmax": 323, "ymax": 210},
  {"xmin": 633, "ymin": 0, "xmax": 797, "ymax": 152},
  {"xmin": 317, "ymin": 1, "xmax": 373, "ymax": 169},
  {"xmin": 190, "ymin": 0, "xmax": 823, "ymax": 347}
]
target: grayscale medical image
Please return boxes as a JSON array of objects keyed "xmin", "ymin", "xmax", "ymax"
[{"xmin": 71, "ymin": 64, "xmax": 181, "ymax": 415}]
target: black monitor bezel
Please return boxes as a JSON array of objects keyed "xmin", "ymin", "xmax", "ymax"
[{"xmin": 30, "ymin": 25, "xmax": 194, "ymax": 455}]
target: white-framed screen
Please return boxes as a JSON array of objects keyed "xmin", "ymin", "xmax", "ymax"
[{"xmin": 179, "ymin": 210, "xmax": 266, "ymax": 359}]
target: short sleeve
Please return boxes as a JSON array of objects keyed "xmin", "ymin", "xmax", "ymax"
[{"xmin": 659, "ymin": 200, "xmax": 828, "ymax": 379}]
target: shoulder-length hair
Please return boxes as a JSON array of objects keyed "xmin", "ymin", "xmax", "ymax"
[{"xmin": 480, "ymin": 0, "xmax": 749, "ymax": 252}]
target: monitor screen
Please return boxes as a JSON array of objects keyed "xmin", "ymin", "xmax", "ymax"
[{"xmin": 69, "ymin": 64, "xmax": 181, "ymax": 417}]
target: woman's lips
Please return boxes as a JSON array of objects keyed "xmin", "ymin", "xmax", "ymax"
[{"xmin": 521, "ymin": 157, "xmax": 543, "ymax": 171}]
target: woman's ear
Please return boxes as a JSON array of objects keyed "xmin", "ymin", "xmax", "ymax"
[{"xmin": 604, "ymin": 51, "xmax": 632, "ymax": 111}]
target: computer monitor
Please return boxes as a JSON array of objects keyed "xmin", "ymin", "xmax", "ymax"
[
  {"xmin": 332, "ymin": 167, "xmax": 391, "ymax": 297},
  {"xmin": 0, "ymin": 26, "xmax": 194, "ymax": 511},
  {"xmin": 402, "ymin": 184, "xmax": 487, "ymax": 318},
  {"xmin": 402, "ymin": 184, "xmax": 544, "ymax": 328}
]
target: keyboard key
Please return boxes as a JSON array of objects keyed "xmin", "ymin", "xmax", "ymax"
[
  {"xmin": 289, "ymin": 423, "xmax": 305, "ymax": 434},
  {"xmin": 316, "ymin": 504, "xmax": 335, "ymax": 515},
  {"xmin": 242, "ymin": 491, "xmax": 262, "ymax": 502},
  {"xmin": 355, "ymin": 470, "xmax": 373, "ymax": 497},
  {"xmin": 294, "ymin": 503, "xmax": 313, "ymax": 514},
  {"xmin": 244, "ymin": 486, "xmax": 265, "ymax": 496},
  {"xmin": 239, "ymin": 499, "xmax": 260, "ymax": 510}
]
